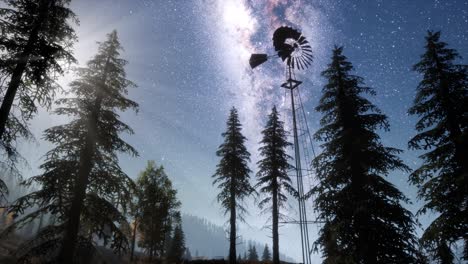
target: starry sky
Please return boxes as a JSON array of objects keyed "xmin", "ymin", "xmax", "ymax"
[{"xmin": 17, "ymin": 0, "xmax": 468, "ymax": 261}]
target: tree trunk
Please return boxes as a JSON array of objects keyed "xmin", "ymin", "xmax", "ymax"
[
  {"xmin": 229, "ymin": 180, "xmax": 236, "ymax": 264},
  {"xmin": 36, "ymin": 212, "xmax": 44, "ymax": 234},
  {"xmin": 58, "ymin": 55, "xmax": 110, "ymax": 262},
  {"xmin": 272, "ymin": 179, "xmax": 279, "ymax": 264},
  {"xmin": 130, "ymin": 219, "xmax": 138, "ymax": 262},
  {"xmin": 58, "ymin": 119, "xmax": 97, "ymax": 262},
  {"xmin": 0, "ymin": 0, "xmax": 49, "ymax": 139}
]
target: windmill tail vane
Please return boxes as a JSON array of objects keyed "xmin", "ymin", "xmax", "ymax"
[{"xmin": 249, "ymin": 53, "xmax": 268, "ymax": 69}]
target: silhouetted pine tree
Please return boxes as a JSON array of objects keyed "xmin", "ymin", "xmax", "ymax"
[
  {"xmin": 256, "ymin": 106, "xmax": 294, "ymax": 264},
  {"xmin": 0, "ymin": 0, "xmax": 77, "ymax": 202},
  {"xmin": 312, "ymin": 46, "xmax": 418, "ymax": 263},
  {"xmin": 409, "ymin": 31, "xmax": 468, "ymax": 263},
  {"xmin": 1, "ymin": 31, "xmax": 137, "ymax": 262},
  {"xmin": 136, "ymin": 161, "xmax": 181, "ymax": 260},
  {"xmin": 212, "ymin": 107, "xmax": 255, "ymax": 264},
  {"xmin": 262, "ymin": 244, "xmax": 272, "ymax": 261},
  {"xmin": 185, "ymin": 248, "xmax": 192, "ymax": 261},
  {"xmin": 163, "ymin": 224, "xmax": 173, "ymax": 257},
  {"xmin": 248, "ymin": 244, "xmax": 259, "ymax": 261},
  {"xmin": 167, "ymin": 224, "xmax": 186, "ymax": 263}
]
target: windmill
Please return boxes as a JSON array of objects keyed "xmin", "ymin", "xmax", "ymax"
[
  {"xmin": 250, "ymin": 26, "xmax": 313, "ymax": 70},
  {"xmin": 249, "ymin": 26, "xmax": 316, "ymax": 264}
]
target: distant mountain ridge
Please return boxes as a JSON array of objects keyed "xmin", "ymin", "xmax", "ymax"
[{"xmin": 182, "ymin": 214, "xmax": 295, "ymax": 262}]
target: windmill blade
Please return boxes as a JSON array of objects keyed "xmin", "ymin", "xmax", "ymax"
[
  {"xmin": 302, "ymin": 51, "xmax": 313, "ymax": 60},
  {"xmin": 298, "ymin": 57, "xmax": 305, "ymax": 70},
  {"xmin": 302, "ymin": 44, "xmax": 313, "ymax": 52},
  {"xmin": 300, "ymin": 57, "xmax": 307, "ymax": 70},
  {"xmin": 304, "ymin": 52, "xmax": 314, "ymax": 61},
  {"xmin": 297, "ymin": 57, "xmax": 302, "ymax": 70},
  {"xmin": 303, "ymin": 51, "xmax": 313, "ymax": 59},
  {"xmin": 303, "ymin": 57, "xmax": 308, "ymax": 70},
  {"xmin": 302, "ymin": 56, "xmax": 312, "ymax": 68},
  {"xmin": 298, "ymin": 35, "xmax": 308, "ymax": 45},
  {"xmin": 250, "ymin": 26, "xmax": 313, "ymax": 71}
]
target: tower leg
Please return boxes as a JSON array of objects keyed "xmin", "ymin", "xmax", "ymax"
[{"xmin": 282, "ymin": 68, "xmax": 311, "ymax": 264}]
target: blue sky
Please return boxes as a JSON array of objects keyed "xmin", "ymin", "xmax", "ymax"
[{"xmin": 16, "ymin": 0, "xmax": 468, "ymax": 261}]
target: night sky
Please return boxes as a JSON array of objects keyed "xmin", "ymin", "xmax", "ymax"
[{"xmin": 18, "ymin": 0, "xmax": 468, "ymax": 261}]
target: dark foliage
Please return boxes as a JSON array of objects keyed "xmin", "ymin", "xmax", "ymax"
[
  {"xmin": 248, "ymin": 244, "xmax": 259, "ymax": 261},
  {"xmin": 0, "ymin": 0, "xmax": 77, "ymax": 189},
  {"xmin": 312, "ymin": 46, "xmax": 419, "ymax": 263},
  {"xmin": 262, "ymin": 244, "xmax": 271, "ymax": 261},
  {"xmin": 255, "ymin": 107, "xmax": 294, "ymax": 264},
  {"xmin": 409, "ymin": 31, "xmax": 468, "ymax": 263},
  {"xmin": 212, "ymin": 107, "xmax": 255, "ymax": 264},
  {"xmin": 167, "ymin": 223, "xmax": 186, "ymax": 263},
  {"xmin": 1, "ymin": 30, "xmax": 138, "ymax": 263},
  {"xmin": 185, "ymin": 248, "xmax": 192, "ymax": 261},
  {"xmin": 135, "ymin": 161, "xmax": 181, "ymax": 260}
]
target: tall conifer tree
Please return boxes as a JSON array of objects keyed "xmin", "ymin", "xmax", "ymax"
[
  {"xmin": 58, "ymin": 30, "xmax": 138, "ymax": 262},
  {"xmin": 409, "ymin": 31, "xmax": 468, "ymax": 262},
  {"xmin": 262, "ymin": 244, "xmax": 272, "ymax": 261},
  {"xmin": 213, "ymin": 107, "xmax": 255, "ymax": 264},
  {"xmin": 256, "ymin": 106, "xmax": 294, "ymax": 264},
  {"xmin": 167, "ymin": 223, "xmax": 186, "ymax": 263},
  {"xmin": 2, "ymin": 30, "xmax": 138, "ymax": 262},
  {"xmin": 248, "ymin": 244, "xmax": 259, "ymax": 261},
  {"xmin": 312, "ymin": 47, "xmax": 418, "ymax": 263},
  {"xmin": 184, "ymin": 248, "xmax": 192, "ymax": 261}
]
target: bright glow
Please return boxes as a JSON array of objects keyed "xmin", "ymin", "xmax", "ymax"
[{"xmin": 222, "ymin": 0, "xmax": 256, "ymax": 34}]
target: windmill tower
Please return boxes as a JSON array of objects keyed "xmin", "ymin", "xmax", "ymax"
[{"xmin": 249, "ymin": 26, "xmax": 316, "ymax": 264}]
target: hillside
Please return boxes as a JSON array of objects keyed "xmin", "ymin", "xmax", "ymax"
[{"xmin": 182, "ymin": 214, "xmax": 295, "ymax": 262}]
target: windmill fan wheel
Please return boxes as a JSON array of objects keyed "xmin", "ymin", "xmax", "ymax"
[{"xmin": 273, "ymin": 26, "xmax": 313, "ymax": 70}]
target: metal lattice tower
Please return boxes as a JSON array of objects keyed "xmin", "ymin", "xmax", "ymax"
[{"xmin": 249, "ymin": 26, "xmax": 319, "ymax": 264}]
